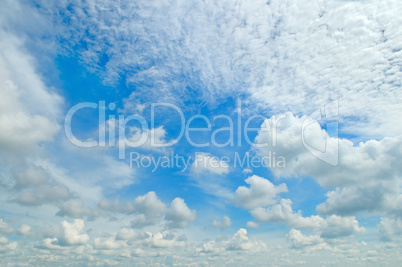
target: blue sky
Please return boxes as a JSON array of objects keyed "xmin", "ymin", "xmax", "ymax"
[{"xmin": 1, "ymin": 0, "xmax": 402, "ymax": 266}]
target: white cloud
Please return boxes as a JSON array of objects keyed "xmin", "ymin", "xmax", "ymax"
[
  {"xmin": 316, "ymin": 182, "xmax": 399, "ymax": 216},
  {"xmin": 131, "ymin": 191, "xmax": 167, "ymax": 228},
  {"xmin": 199, "ymin": 228, "xmax": 266, "ymax": 253},
  {"xmin": 116, "ymin": 228, "xmax": 148, "ymax": 241},
  {"xmin": 133, "ymin": 191, "xmax": 166, "ymax": 215},
  {"xmin": 287, "ymin": 229, "xmax": 325, "ymax": 249},
  {"xmin": 0, "ymin": 236, "xmax": 17, "ymax": 253},
  {"xmin": 18, "ymin": 224, "xmax": 31, "ymax": 236},
  {"xmin": 320, "ymin": 215, "xmax": 365, "ymax": 239},
  {"xmin": 119, "ymin": 125, "xmax": 170, "ymax": 154},
  {"xmin": 145, "ymin": 231, "xmax": 185, "ymax": 248},
  {"xmin": 255, "ymin": 113, "xmax": 402, "ymax": 189},
  {"xmin": 1, "ymin": 0, "xmax": 402, "ymax": 264},
  {"xmin": 242, "ymin": 168, "xmax": 252, "ymax": 174},
  {"xmin": 246, "ymin": 221, "xmax": 259, "ymax": 229},
  {"xmin": 56, "ymin": 199, "xmax": 92, "ymax": 218},
  {"xmin": 226, "ymin": 228, "xmax": 266, "ymax": 251},
  {"xmin": 212, "ymin": 215, "xmax": 232, "ymax": 230},
  {"xmin": 255, "ymin": 112, "xmax": 402, "ymax": 219},
  {"xmin": 165, "ymin": 198, "xmax": 196, "ymax": 228},
  {"xmin": 59, "ymin": 219, "xmax": 90, "ymax": 246},
  {"xmin": 0, "ymin": 31, "xmax": 61, "ymax": 158},
  {"xmin": 39, "ymin": 0, "xmax": 402, "ymax": 137},
  {"xmin": 94, "ymin": 236, "xmax": 127, "ymax": 250},
  {"xmin": 250, "ymin": 199, "xmax": 324, "ymax": 229},
  {"xmin": 250, "ymin": 199, "xmax": 364, "ymax": 239},
  {"xmin": 234, "ymin": 175, "xmax": 287, "ymax": 209}
]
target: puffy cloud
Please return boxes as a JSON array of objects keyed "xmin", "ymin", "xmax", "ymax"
[
  {"xmin": 316, "ymin": 182, "xmax": 398, "ymax": 216},
  {"xmin": 234, "ymin": 175, "xmax": 287, "ymax": 209},
  {"xmin": 320, "ymin": 216, "xmax": 365, "ymax": 239},
  {"xmin": 94, "ymin": 236, "xmax": 127, "ymax": 250},
  {"xmin": 212, "ymin": 216, "xmax": 232, "ymax": 230},
  {"xmin": 250, "ymin": 199, "xmax": 364, "ymax": 239},
  {"xmin": 165, "ymin": 198, "xmax": 196, "ymax": 228},
  {"xmin": 131, "ymin": 191, "xmax": 167, "ymax": 228},
  {"xmin": 59, "ymin": 219, "xmax": 89, "ymax": 246},
  {"xmin": 0, "ymin": 236, "xmax": 17, "ymax": 253},
  {"xmin": 250, "ymin": 199, "xmax": 324, "ymax": 229},
  {"xmin": 199, "ymin": 228, "xmax": 266, "ymax": 253},
  {"xmin": 287, "ymin": 229, "xmax": 325, "ymax": 249},
  {"xmin": 18, "ymin": 224, "xmax": 31, "ymax": 236},
  {"xmin": 254, "ymin": 113, "xmax": 402, "ymax": 188},
  {"xmin": 226, "ymin": 228, "xmax": 262, "ymax": 251},
  {"xmin": 145, "ymin": 231, "xmax": 185, "ymax": 248},
  {"xmin": 255, "ymin": 112, "xmax": 402, "ymax": 218},
  {"xmin": 133, "ymin": 191, "xmax": 166, "ymax": 215}
]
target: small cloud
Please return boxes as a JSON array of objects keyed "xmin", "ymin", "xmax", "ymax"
[
  {"xmin": 246, "ymin": 221, "xmax": 259, "ymax": 229},
  {"xmin": 212, "ymin": 215, "xmax": 232, "ymax": 230},
  {"xmin": 242, "ymin": 168, "xmax": 252, "ymax": 174}
]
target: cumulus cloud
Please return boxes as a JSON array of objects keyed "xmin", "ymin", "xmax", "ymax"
[
  {"xmin": 212, "ymin": 216, "xmax": 232, "ymax": 230},
  {"xmin": 0, "ymin": 236, "xmax": 17, "ymax": 253},
  {"xmin": 250, "ymin": 199, "xmax": 324, "ymax": 229},
  {"xmin": 234, "ymin": 175, "xmax": 287, "ymax": 209},
  {"xmin": 131, "ymin": 191, "xmax": 167, "ymax": 228},
  {"xmin": 255, "ymin": 112, "xmax": 402, "ymax": 218},
  {"xmin": 145, "ymin": 231, "xmax": 185, "ymax": 248},
  {"xmin": 287, "ymin": 229, "xmax": 325, "ymax": 249},
  {"xmin": 250, "ymin": 198, "xmax": 364, "ymax": 239},
  {"xmin": 165, "ymin": 198, "xmax": 196, "ymax": 228},
  {"xmin": 94, "ymin": 236, "xmax": 127, "ymax": 250},
  {"xmin": 59, "ymin": 219, "xmax": 90, "ymax": 246},
  {"xmin": 200, "ymin": 228, "xmax": 266, "ymax": 253},
  {"xmin": 255, "ymin": 113, "xmax": 402, "ymax": 188},
  {"xmin": 316, "ymin": 182, "xmax": 399, "ymax": 216}
]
